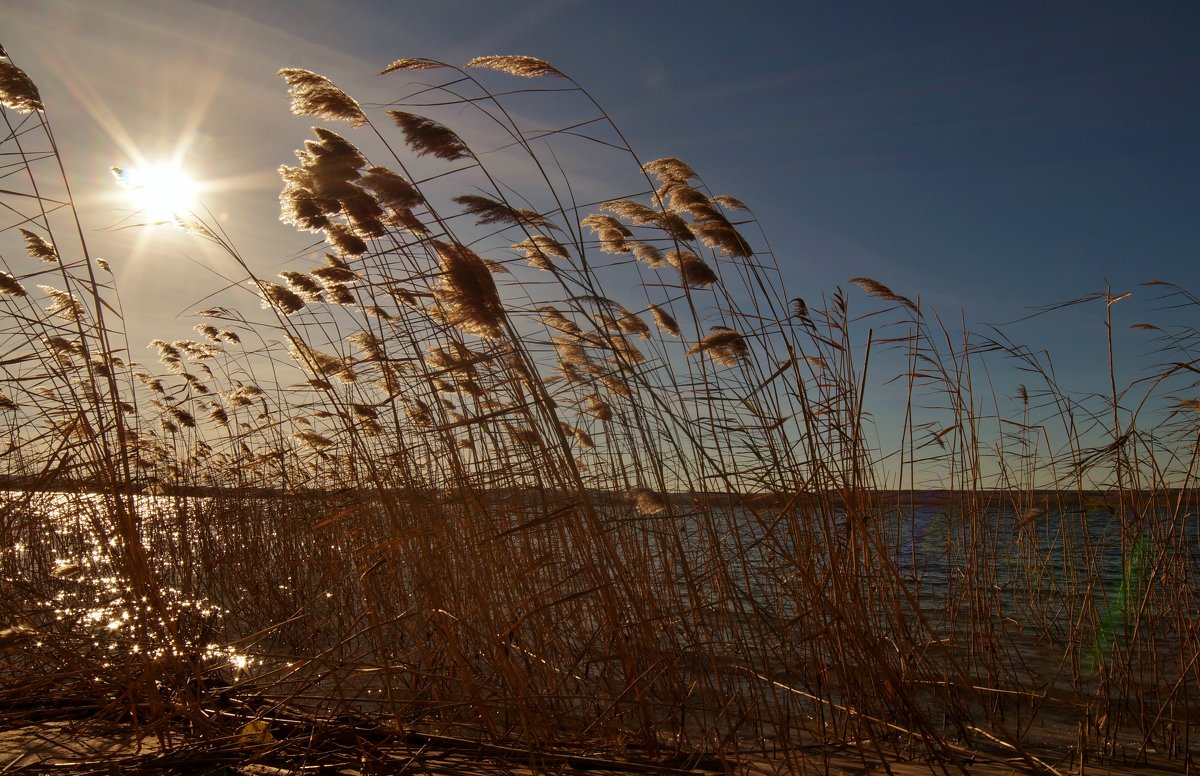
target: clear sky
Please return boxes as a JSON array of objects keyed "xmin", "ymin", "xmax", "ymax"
[{"xmin": 3, "ymin": 0, "xmax": 1199, "ymax": 485}]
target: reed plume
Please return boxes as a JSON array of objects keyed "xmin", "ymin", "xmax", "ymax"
[
  {"xmin": 642, "ymin": 157, "xmax": 698, "ymax": 184},
  {"xmin": 255, "ymin": 280, "xmax": 306, "ymax": 315},
  {"xmin": 380, "ymin": 57, "xmax": 447, "ymax": 74},
  {"xmin": 539, "ymin": 306, "xmax": 581, "ymax": 335},
  {"xmin": 629, "ymin": 241, "xmax": 665, "ymax": 268},
  {"xmin": 294, "ymin": 429, "xmax": 334, "ymax": 449},
  {"xmin": 324, "ymin": 222, "xmax": 368, "ymax": 256},
  {"xmin": 454, "ymin": 194, "xmax": 552, "ymax": 230},
  {"xmin": 686, "ymin": 327, "xmax": 748, "ymax": 366},
  {"xmin": 711, "ymin": 194, "xmax": 748, "ymax": 211},
  {"xmin": 601, "ymin": 199, "xmax": 661, "ymax": 224},
  {"xmin": 360, "ymin": 166, "xmax": 423, "ymax": 209},
  {"xmin": 849, "ymin": 276, "xmax": 915, "ymax": 309},
  {"xmin": 666, "ymin": 250, "xmax": 717, "ymax": 287},
  {"xmin": 310, "ymin": 253, "xmax": 358, "ymax": 285},
  {"xmin": 288, "ymin": 336, "xmax": 357, "ymax": 383},
  {"xmin": 658, "ymin": 180, "xmax": 714, "ymax": 218},
  {"xmin": 691, "ymin": 219, "xmax": 753, "ymax": 257},
  {"xmin": 278, "ymin": 68, "xmax": 366, "ymax": 126},
  {"xmin": 347, "ymin": 331, "xmax": 386, "ymax": 361},
  {"xmin": 515, "ymin": 235, "xmax": 569, "ymax": 270},
  {"xmin": 583, "ymin": 394, "xmax": 613, "ymax": 420},
  {"xmin": 194, "ymin": 323, "xmax": 221, "ymax": 342},
  {"xmin": 0, "ymin": 57, "xmax": 42, "ymax": 113},
  {"xmin": 21, "ymin": 229, "xmax": 58, "ymax": 263},
  {"xmin": 43, "ymin": 335, "xmax": 83, "ymax": 368},
  {"xmin": 338, "ymin": 186, "xmax": 387, "ymax": 238},
  {"xmin": 0, "ymin": 271, "xmax": 27, "ymax": 297},
  {"xmin": 466, "ymin": 55, "xmax": 564, "ymax": 78},
  {"xmin": 431, "ymin": 240, "xmax": 506, "ymax": 339},
  {"xmin": 648, "ymin": 303, "xmax": 681, "ymax": 336},
  {"xmin": 38, "ymin": 286, "xmax": 84, "ymax": 322},
  {"xmin": 614, "ymin": 308, "xmax": 650, "ymax": 339},
  {"xmin": 581, "ymin": 213, "xmax": 631, "ymax": 254},
  {"xmin": 206, "ymin": 404, "xmax": 229, "ymax": 426},
  {"xmin": 303, "ymin": 127, "xmax": 368, "ymax": 175},
  {"xmin": 278, "ymin": 271, "xmax": 326, "ymax": 302},
  {"xmin": 388, "ymin": 111, "xmax": 471, "ymax": 161},
  {"xmin": 653, "ymin": 212, "xmax": 695, "ymax": 243}
]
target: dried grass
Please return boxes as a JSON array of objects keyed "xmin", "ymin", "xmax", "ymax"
[{"xmin": 0, "ymin": 47, "xmax": 1196, "ymax": 776}]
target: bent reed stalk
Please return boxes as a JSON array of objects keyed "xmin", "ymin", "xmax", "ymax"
[{"xmin": 0, "ymin": 49, "xmax": 1197, "ymax": 773}]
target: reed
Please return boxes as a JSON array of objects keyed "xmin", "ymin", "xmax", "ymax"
[{"xmin": 0, "ymin": 47, "xmax": 1196, "ymax": 773}]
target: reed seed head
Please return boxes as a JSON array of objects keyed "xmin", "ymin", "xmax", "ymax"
[
  {"xmin": 194, "ymin": 324, "xmax": 221, "ymax": 342},
  {"xmin": 324, "ymin": 222, "xmax": 369, "ymax": 256},
  {"xmin": 288, "ymin": 335, "xmax": 358, "ymax": 383},
  {"xmin": 712, "ymin": 194, "xmax": 749, "ymax": 212},
  {"xmin": 0, "ymin": 58, "xmax": 43, "ymax": 113},
  {"xmin": 256, "ymin": 280, "xmax": 306, "ymax": 315},
  {"xmin": 629, "ymin": 242, "xmax": 665, "ymax": 268},
  {"xmin": 692, "ymin": 219, "xmax": 753, "ymax": 257},
  {"xmin": 380, "ymin": 58, "xmax": 447, "ymax": 74},
  {"xmin": 666, "ymin": 250, "xmax": 717, "ymax": 288},
  {"xmin": 649, "ymin": 304, "xmax": 681, "ymax": 337},
  {"xmin": 849, "ymin": 277, "xmax": 915, "ymax": 310},
  {"xmin": 583, "ymin": 395, "xmax": 613, "ymax": 420},
  {"xmin": 601, "ymin": 199, "xmax": 660, "ymax": 224},
  {"xmin": 686, "ymin": 327, "xmax": 749, "ymax": 366},
  {"xmin": 514, "ymin": 236, "xmax": 569, "ymax": 270},
  {"xmin": 581, "ymin": 214, "xmax": 632, "ymax": 254},
  {"xmin": 279, "ymin": 271, "xmax": 326, "ymax": 302},
  {"xmin": 643, "ymin": 157, "xmax": 698, "ymax": 185},
  {"xmin": 615, "ymin": 309, "xmax": 651, "ymax": 339},
  {"xmin": 0, "ymin": 271, "xmax": 27, "ymax": 297},
  {"xmin": 360, "ymin": 166, "xmax": 423, "ymax": 209},
  {"xmin": 20, "ymin": 229, "xmax": 58, "ymax": 263},
  {"xmin": 388, "ymin": 111, "xmax": 470, "ymax": 161},
  {"xmin": 466, "ymin": 55, "xmax": 564, "ymax": 78},
  {"xmin": 454, "ymin": 194, "xmax": 552, "ymax": 230},
  {"xmin": 38, "ymin": 286, "xmax": 84, "ymax": 322},
  {"xmin": 431, "ymin": 241, "xmax": 506, "ymax": 339},
  {"xmin": 278, "ymin": 68, "xmax": 366, "ymax": 126},
  {"xmin": 294, "ymin": 429, "xmax": 334, "ymax": 449},
  {"xmin": 539, "ymin": 307, "xmax": 581, "ymax": 335}
]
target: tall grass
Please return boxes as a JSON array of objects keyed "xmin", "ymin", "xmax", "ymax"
[{"xmin": 1, "ymin": 48, "xmax": 1197, "ymax": 772}]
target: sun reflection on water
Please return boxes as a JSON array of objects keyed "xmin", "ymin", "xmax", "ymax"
[{"xmin": 5, "ymin": 490, "xmax": 260, "ymax": 679}]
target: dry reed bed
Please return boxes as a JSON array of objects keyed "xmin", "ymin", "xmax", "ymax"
[{"xmin": 1, "ymin": 48, "xmax": 1198, "ymax": 772}]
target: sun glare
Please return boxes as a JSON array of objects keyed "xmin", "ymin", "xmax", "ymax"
[{"xmin": 112, "ymin": 163, "xmax": 199, "ymax": 222}]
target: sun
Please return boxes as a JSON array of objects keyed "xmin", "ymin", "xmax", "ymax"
[{"xmin": 112, "ymin": 162, "xmax": 200, "ymax": 222}]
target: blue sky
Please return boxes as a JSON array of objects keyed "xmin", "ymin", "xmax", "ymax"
[{"xmin": 3, "ymin": 0, "xmax": 1199, "ymax": 485}]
